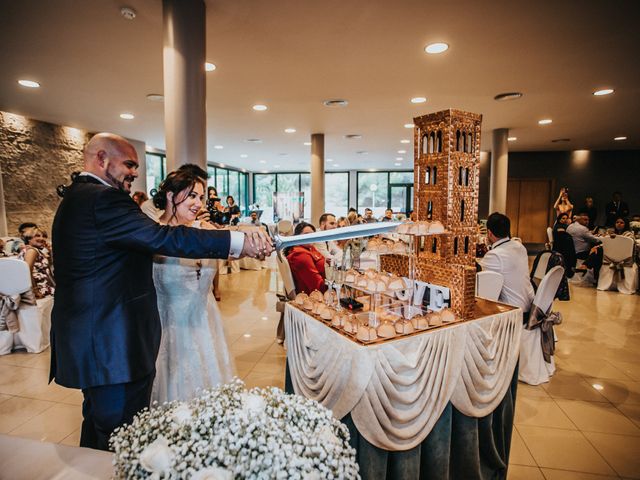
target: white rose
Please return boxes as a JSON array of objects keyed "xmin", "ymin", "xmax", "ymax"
[
  {"xmin": 241, "ymin": 392, "xmax": 266, "ymax": 416},
  {"xmin": 191, "ymin": 466, "xmax": 234, "ymax": 480},
  {"xmin": 139, "ymin": 435, "xmax": 174, "ymax": 474},
  {"xmin": 318, "ymin": 425, "xmax": 339, "ymax": 445},
  {"xmin": 304, "ymin": 471, "xmax": 321, "ymax": 480},
  {"xmin": 172, "ymin": 403, "xmax": 193, "ymax": 424}
]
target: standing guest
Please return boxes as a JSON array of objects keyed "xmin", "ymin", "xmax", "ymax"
[
  {"xmin": 314, "ymin": 213, "xmax": 342, "ymax": 263},
  {"xmin": 226, "ymin": 196, "xmax": 241, "ymax": 225},
  {"xmin": 249, "ymin": 211, "xmax": 261, "ymax": 226},
  {"xmin": 579, "ymin": 196, "xmax": 598, "ymax": 230},
  {"xmin": 479, "ymin": 212, "xmax": 534, "ymax": 313},
  {"xmin": 381, "ymin": 208, "xmax": 394, "ymax": 222},
  {"xmin": 131, "ymin": 191, "xmax": 148, "ymax": 207},
  {"xmin": 347, "ymin": 211, "xmax": 359, "ymax": 226},
  {"xmin": 18, "ymin": 226, "xmax": 55, "ymax": 298},
  {"xmin": 566, "ymin": 214, "xmax": 601, "ymax": 259},
  {"xmin": 605, "ymin": 191, "xmax": 630, "ymax": 227},
  {"xmin": 576, "ymin": 216, "xmax": 633, "ymax": 279},
  {"xmin": 286, "ymin": 222, "xmax": 327, "ymax": 294},
  {"xmin": 337, "ymin": 216, "xmax": 349, "ymax": 228},
  {"xmin": 210, "ymin": 197, "xmax": 229, "ymax": 225},
  {"xmin": 363, "ymin": 208, "xmax": 378, "ymax": 223},
  {"xmin": 50, "ymin": 133, "xmax": 272, "ymax": 451},
  {"xmin": 553, "ymin": 188, "xmax": 573, "ymax": 219}
]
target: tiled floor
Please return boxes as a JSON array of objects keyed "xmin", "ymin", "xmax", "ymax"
[{"xmin": 0, "ymin": 261, "xmax": 638, "ymax": 479}]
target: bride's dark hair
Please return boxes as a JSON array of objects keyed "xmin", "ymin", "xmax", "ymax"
[{"xmin": 152, "ymin": 164, "xmax": 207, "ymax": 221}]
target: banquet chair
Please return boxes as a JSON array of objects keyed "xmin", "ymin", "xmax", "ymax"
[
  {"xmin": 0, "ymin": 258, "xmax": 52, "ymax": 354},
  {"xmin": 530, "ymin": 251, "xmax": 551, "ymax": 288},
  {"xmin": 475, "ymin": 271, "xmax": 503, "ymax": 301},
  {"xmin": 275, "ymin": 250, "xmax": 297, "ymax": 343},
  {"xmin": 277, "ymin": 220, "xmax": 293, "ymax": 237},
  {"xmin": 519, "ymin": 265, "xmax": 564, "ymax": 385},
  {"xmin": 596, "ymin": 235, "xmax": 638, "ymax": 294},
  {"xmin": 546, "ymin": 227, "xmax": 554, "ymax": 250}
]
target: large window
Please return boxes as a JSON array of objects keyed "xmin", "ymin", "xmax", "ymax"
[
  {"xmin": 253, "ymin": 172, "xmax": 317, "ymax": 223},
  {"xmin": 145, "ymin": 152, "xmax": 166, "ymax": 195},
  {"xmin": 206, "ymin": 165, "xmax": 249, "ymax": 214},
  {"xmin": 325, "ymin": 172, "xmax": 349, "ymax": 218},
  {"xmin": 357, "ymin": 171, "xmax": 414, "ymax": 218}
]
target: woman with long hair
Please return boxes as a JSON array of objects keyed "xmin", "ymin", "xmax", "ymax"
[
  {"xmin": 18, "ymin": 226, "xmax": 55, "ymax": 298},
  {"xmin": 286, "ymin": 222, "xmax": 327, "ymax": 294}
]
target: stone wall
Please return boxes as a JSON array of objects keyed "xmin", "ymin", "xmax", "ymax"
[{"xmin": 0, "ymin": 111, "xmax": 90, "ymax": 236}]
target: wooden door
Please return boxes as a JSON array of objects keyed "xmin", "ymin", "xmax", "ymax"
[{"xmin": 507, "ymin": 179, "xmax": 553, "ymax": 243}]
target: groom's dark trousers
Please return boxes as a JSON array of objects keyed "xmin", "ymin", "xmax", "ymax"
[{"xmin": 51, "ymin": 175, "xmax": 232, "ymax": 450}]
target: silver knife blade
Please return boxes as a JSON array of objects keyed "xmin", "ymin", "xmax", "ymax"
[{"xmin": 274, "ymin": 221, "xmax": 403, "ymax": 250}]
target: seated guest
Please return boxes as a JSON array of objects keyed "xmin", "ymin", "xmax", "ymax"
[
  {"xmin": 314, "ymin": 213, "xmax": 342, "ymax": 263},
  {"xmin": 478, "ymin": 212, "xmax": 534, "ymax": 314},
  {"xmin": 249, "ymin": 211, "xmax": 261, "ymax": 226},
  {"xmin": 286, "ymin": 222, "xmax": 327, "ymax": 294},
  {"xmin": 576, "ymin": 216, "xmax": 633, "ymax": 279},
  {"xmin": 337, "ymin": 216, "xmax": 349, "ymax": 228},
  {"xmin": 553, "ymin": 212, "xmax": 571, "ymax": 232},
  {"xmin": 363, "ymin": 208, "xmax": 378, "ymax": 223},
  {"xmin": 381, "ymin": 208, "xmax": 394, "ymax": 222},
  {"xmin": 605, "ymin": 191, "xmax": 629, "ymax": 227},
  {"xmin": 18, "ymin": 227, "xmax": 55, "ymax": 298},
  {"xmin": 131, "ymin": 191, "xmax": 148, "ymax": 207},
  {"xmin": 566, "ymin": 213, "xmax": 601, "ymax": 259},
  {"xmin": 579, "ymin": 196, "xmax": 598, "ymax": 230}
]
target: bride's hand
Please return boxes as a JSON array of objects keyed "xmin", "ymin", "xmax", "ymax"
[{"xmin": 239, "ymin": 229, "xmax": 274, "ymax": 260}]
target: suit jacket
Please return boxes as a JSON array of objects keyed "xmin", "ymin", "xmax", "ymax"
[
  {"xmin": 605, "ymin": 201, "xmax": 629, "ymax": 227},
  {"xmin": 51, "ymin": 176, "xmax": 231, "ymax": 389}
]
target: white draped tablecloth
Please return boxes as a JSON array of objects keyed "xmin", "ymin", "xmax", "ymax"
[{"xmin": 285, "ymin": 301, "xmax": 522, "ymax": 451}]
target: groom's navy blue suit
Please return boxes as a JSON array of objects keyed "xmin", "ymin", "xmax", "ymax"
[{"xmin": 51, "ymin": 175, "xmax": 231, "ymax": 450}]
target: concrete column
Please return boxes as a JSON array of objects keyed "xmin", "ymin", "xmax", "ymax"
[
  {"xmin": 489, "ymin": 128, "xmax": 509, "ymax": 214},
  {"xmin": 127, "ymin": 138, "xmax": 147, "ymax": 195},
  {"xmin": 162, "ymin": 0, "xmax": 207, "ymax": 171},
  {"xmin": 0, "ymin": 163, "xmax": 7, "ymax": 236},
  {"xmin": 310, "ymin": 134, "xmax": 325, "ymax": 225},
  {"xmin": 348, "ymin": 169, "xmax": 357, "ymax": 210}
]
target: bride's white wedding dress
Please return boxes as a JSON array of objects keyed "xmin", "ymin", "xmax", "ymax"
[{"xmin": 151, "ymin": 252, "xmax": 233, "ymax": 404}]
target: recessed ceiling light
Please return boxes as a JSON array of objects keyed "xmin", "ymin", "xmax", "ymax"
[
  {"xmin": 551, "ymin": 138, "xmax": 571, "ymax": 143},
  {"xmin": 259, "ymin": 160, "xmax": 267, "ymax": 164},
  {"xmin": 120, "ymin": 6, "xmax": 136, "ymax": 20},
  {"xmin": 252, "ymin": 104, "xmax": 268, "ymax": 111},
  {"xmin": 213, "ymin": 145, "xmax": 224, "ymax": 149},
  {"xmin": 614, "ymin": 136, "xmax": 627, "ymax": 141},
  {"xmin": 396, "ymin": 157, "xmax": 404, "ymax": 161},
  {"xmin": 333, "ymin": 164, "xmax": 340, "ymax": 167},
  {"xmin": 326, "ymin": 158, "xmax": 334, "ymax": 162},
  {"xmin": 240, "ymin": 154, "xmax": 248, "ymax": 158},
  {"xmin": 284, "ymin": 128, "xmax": 296, "ymax": 133},
  {"xmin": 538, "ymin": 119, "xmax": 553, "ymax": 125},
  {"xmin": 245, "ymin": 138, "xmax": 262, "ymax": 143},
  {"xmin": 400, "ymin": 139, "xmax": 410, "ymax": 144},
  {"xmin": 397, "ymin": 150, "xmax": 406, "ymax": 154},
  {"xmin": 344, "ymin": 134, "xmax": 362, "ymax": 139},
  {"xmin": 404, "ymin": 123, "xmax": 414, "ymax": 129},
  {"xmin": 278, "ymin": 153, "xmax": 289, "ymax": 157},
  {"xmin": 494, "ymin": 92, "xmax": 523, "ymax": 101},
  {"xmin": 18, "ymin": 79, "xmax": 40, "ymax": 88},
  {"xmin": 219, "ymin": 163, "xmax": 226, "ymax": 168},
  {"xmin": 356, "ymin": 151, "xmax": 368, "ymax": 155},
  {"xmin": 394, "ymin": 162, "xmax": 402, "ymax": 166},
  {"xmin": 593, "ymin": 88, "xmax": 614, "ymax": 96},
  {"xmin": 424, "ymin": 42, "xmax": 449, "ymax": 54},
  {"xmin": 146, "ymin": 93, "xmax": 164, "ymax": 102},
  {"xmin": 411, "ymin": 97, "xmax": 427, "ymax": 104},
  {"xmin": 119, "ymin": 113, "xmax": 135, "ymax": 120},
  {"xmin": 508, "ymin": 137, "xmax": 517, "ymax": 142},
  {"xmin": 303, "ymin": 142, "xmax": 311, "ymax": 146},
  {"xmin": 368, "ymin": 168, "xmax": 377, "ymax": 172},
  {"xmin": 323, "ymin": 99, "xmax": 348, "ymax": 108}
]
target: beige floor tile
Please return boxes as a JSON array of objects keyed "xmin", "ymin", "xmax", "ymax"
[
  {"xmin": 0, "ymin": 397, "xmax": 55, "ymax": 433},
  {"xmin": 584, "ymin": 432, "xmax": 640, "ymax": 478},
  {"xmin": 232, "ymin": 350, "xmax": 266, "ymax": 364},
  {"xmin": 266, "ymin": 342, "xmax": 287, "ymax": 356},
  {"xmin": 230, "ymin": 335, "xmax": 275, "ymax": 354},
  {"xmin": 507, "ymin": 465, "xmax": 544, "ymax": 480},
  {"xmin": 616, "ymin": 404, "xmax": 640, "ymax": 428},
  {"xmin": 607, "ymin": 361, "xmax": 640, "ymax": 382},
  {"xmin": 542, "ymin": 373, "xmax": 608, "ymax": 402},
  {"xmin": 0, "ymin": 364, "xmax": 48, "ymax": 395},
  {"xmin": 540, "ymin": 468, "xmax": 620, "ymax": 480},
  {"xmin": 16, "ymin": 380, "xmax": 77, "ymax": 403},
  {"xmin": 234, "ymin": 360, "xmax": 258, "ymax": 378},
  {"xmin": 555, "ymin": 399, "xmax": 640, "ymax": 436},
  {"xmin": 583, "ymin": 378, "xmax": 640, "ymax": 406},
  {"xmin": 514, "ymin": 397, "xmax": 576, "ymax": 430},
  {"xmin": 0, "ymin": 393, "xmax": 11, "ymax": 405},
  {"xmin": 250, "ymin": 354, "xmax": 286, "ymax": 374},
  {"xmin": 560, "ymin": 358, "xmax": 633, "ymax": 381},
  {"xmin": 59, "ymin": 428, "xmax": 81, "ymax": 447},
  {"xmin": 509, "ymin": 426, "xmax": 536, "ymax": 466},
  {"xmin": 60, "ymin": 389, "xmax": 84, "ymax": 406},
  {"xmin": 518, "ymin": 383, "xmax": 551, "ymax": 399},
  {"xmin": 517, "ymin": 425, "xmax": 615, "ymax": 475},
  {"xmin": 9, "ymin": 402, "xmax": 82, "ymax": 443},
  {"xmin": 244, "ymin": 371, "xmax": 285, "ymax": 390}
]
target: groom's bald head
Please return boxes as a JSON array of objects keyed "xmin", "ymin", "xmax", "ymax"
[{"xmin": 83, "ymin": 133, "xmax": 139, "ymax": 192}]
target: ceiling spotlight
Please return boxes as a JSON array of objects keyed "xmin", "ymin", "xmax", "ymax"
[
  {"xmin": 394, "ymin": 162, "xmax": 402, "ymax": 166},
  {"xmin": 146, "ymin": 93, "xmax": 164, "ymax": 102},
  {"xmin": 333, "ymin": 163, "xmax": 340, "ymax": 167},
  {"xmin": 344, "ymin": 134, "xmax": 362, "ymax": 139},
  {"xmin": 259, "ymin": 160, "xmax": 267, "ymax": 164},
  {"xmin": 538, "ymin": 119, "xmax": 553, "ymax": 125},
  {"xmin": 205, "ymin": 62, "xmax": 217, "ymax": 72},
  {"xmin": 411, "ymin": 97, "xmax": 427, "ymax": 104},
  {"xmin": 119, "ymin": 113, "xmax": 135, "ymax": 120},
  {"xmin": 551, "ymin": 138, "xmax": 571, "ymax": 143},
  {"xmin": 424, "ymin": 42, "xmax": 449, "ymax": 54},
  {"xmin": 278, "ymin": 153, "xmax": 289, "ymax": 157},
  {"xmin": 396, "ymin": 157, "xmax": 404, "ymax": 161},
  {"xmin": 284, "ymin": 128, "xmax": 296, "ymax": 133},
  {"xmin": 245, "ymin": 138, "xmax": 262, "ymax": 143},
  {"xmin": 593, "ymin": 88, "xmax": 614, "ymax": 96},
  {"xmin": 397, "ymin": 150, "xmax": 406, "ymax": 154},
  {"xmin": 214, "ymin": 145, "xmax": 224, "ymax": 149},
  {"xmin": 508, "ymin": 137, "xmax": 517, "ymax": 142},
  {"xmin": 368, "ymin": 168, "xmax": 378, "ymax": 172},
  {"xmin": 323, "ymin": 99, "xmax": 349, "ymax": 108},
  {"xmin": 18, "ymin": 79, "xmax": 40, "ymax": 88},
  {"xmin": 240, "ymin": 154, "xmax": 248, "ymax": 158},
  {"xmin": 252, "ymin": 104, "xmax": 268, "ymax": 111},
  {"xmin": 400, "ymin": 139, "xmax": 410, "ymax": 144},
  {"xmin": 326, "ymin": 158, "xmax": 334, "ymax": 162},
  {"xmin": 404, "ymin": 123, "xmax": 414, "ymax": 129},
  {"xmin": 303, "ymin": 142, "xmax": 312, "ymax": 146},
  {"xmin": 120, "ymin": 6, "xmax": 136, "ymax": 20},
  {"xmin": 356, "ymin": 151, "xmax": 368, "ymax": 155},
  {"xmin": 614, "ymin": 136, "xmax": 627, "ymax": 141},
  {"xmin": 494, "ymin": 92, "xmax": 523, "ymax": 101}
]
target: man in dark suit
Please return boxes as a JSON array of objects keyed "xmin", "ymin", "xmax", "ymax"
[
  {"xmin": 604, "ymin": 191, "xmax": 629, "ymax": 227},
  {"xmin": 51, "ymin": 133, "xmax": 272, "ymax": 450}
]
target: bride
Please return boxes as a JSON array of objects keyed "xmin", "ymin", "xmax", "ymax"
[{"xmin": 150, "ymin": 166, "xmax": 234, "ymax": 403}]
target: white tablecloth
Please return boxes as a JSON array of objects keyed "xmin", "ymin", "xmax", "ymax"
[{"xmin": 285, "ymin": 302, "xmax": 522, "ymax": 451}]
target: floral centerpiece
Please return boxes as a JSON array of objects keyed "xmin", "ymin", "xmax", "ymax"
[{"xmin": 110, "ymin": 379, "xmax": 359, "ymax": 479}]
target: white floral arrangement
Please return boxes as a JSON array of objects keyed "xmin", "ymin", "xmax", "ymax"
[{"xmin": 110, "ymin": 379, "xmax": 359, "ymax": 479}]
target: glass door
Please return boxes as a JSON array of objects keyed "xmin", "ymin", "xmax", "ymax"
[{"xmin": 390, "ymin": 184, "xmax": 413, "ymax": 213}]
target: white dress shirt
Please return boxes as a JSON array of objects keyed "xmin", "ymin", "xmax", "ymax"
[
  {"xmin": 314, "ymin": 240, "xmax": 343, "ymax": 263},
  {"xmin": 479, "ymin": 237, "xmax": 535, "ymax": 312},
  {"xmin": 566, "ymin": 222, "xmax": 600, "ymax": 254}
]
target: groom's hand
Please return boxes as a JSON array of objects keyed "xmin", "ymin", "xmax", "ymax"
[{"xmin": 238, "ymin": 228, "xmax": 274, "ymax": 260}]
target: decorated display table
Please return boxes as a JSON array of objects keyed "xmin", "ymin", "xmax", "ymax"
[{"xmin": 285, "ymin": 299, "xmax": 522, "ymax": 480}]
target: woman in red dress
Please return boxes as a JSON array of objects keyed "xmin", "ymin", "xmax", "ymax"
[{"xmin": 286, "ymin": 222, "xmax": 327, "ymax": 294}]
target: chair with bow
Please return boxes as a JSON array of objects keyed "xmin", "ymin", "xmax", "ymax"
[
  {"xmin": 475, "ymin": 271, "xmax": 504, "ymax": 301},
  {"xmin": 519, "ymin": 265, "xmax": 564, "ymax": 385},
  {"xmin": 0, "ymin": 258, "xmax": 52, "ymax": 354},
  {"xmin": 275, "ymin": 250, "xmax": 297, "ymax": 343},
  {"xmin": 596, "ymin": 236, "xmax": 638, "ymax": 294}
]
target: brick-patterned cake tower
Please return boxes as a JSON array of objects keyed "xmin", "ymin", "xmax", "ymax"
[{"xmin": 381, "ymin": 109, "xmax": 482, "ymax": 318}]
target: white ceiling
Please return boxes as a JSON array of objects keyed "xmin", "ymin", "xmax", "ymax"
[{"xmin": 1, "ymin": 0, "xmax": 639, "ymax": 172}]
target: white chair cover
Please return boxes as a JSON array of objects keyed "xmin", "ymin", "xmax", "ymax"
[
  {"xmin": 519, "ymin": 265, "xmax": 564, "ymax": 385},
  {"xmin": 531, "ymin": 251, "xmax": 551, "ymax": 288},
  {"xmin": 546, "ymin": 227, "xmax": 554, "ymax": 247},
  {"xmin": 276, "ymin": 251, "xmax": 296, "ymax": 300},
  {"xmin": 597, "ymin": 236, "xmax": 638, "ymax": 294},
  {"xmin": 475, "ymin": 271, "xmax": 503, "ymax": 301}
]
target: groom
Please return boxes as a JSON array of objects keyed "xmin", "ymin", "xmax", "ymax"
[{"xmin": 51, "ymin": 133, "xmax": 273, "ymax": 450}]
